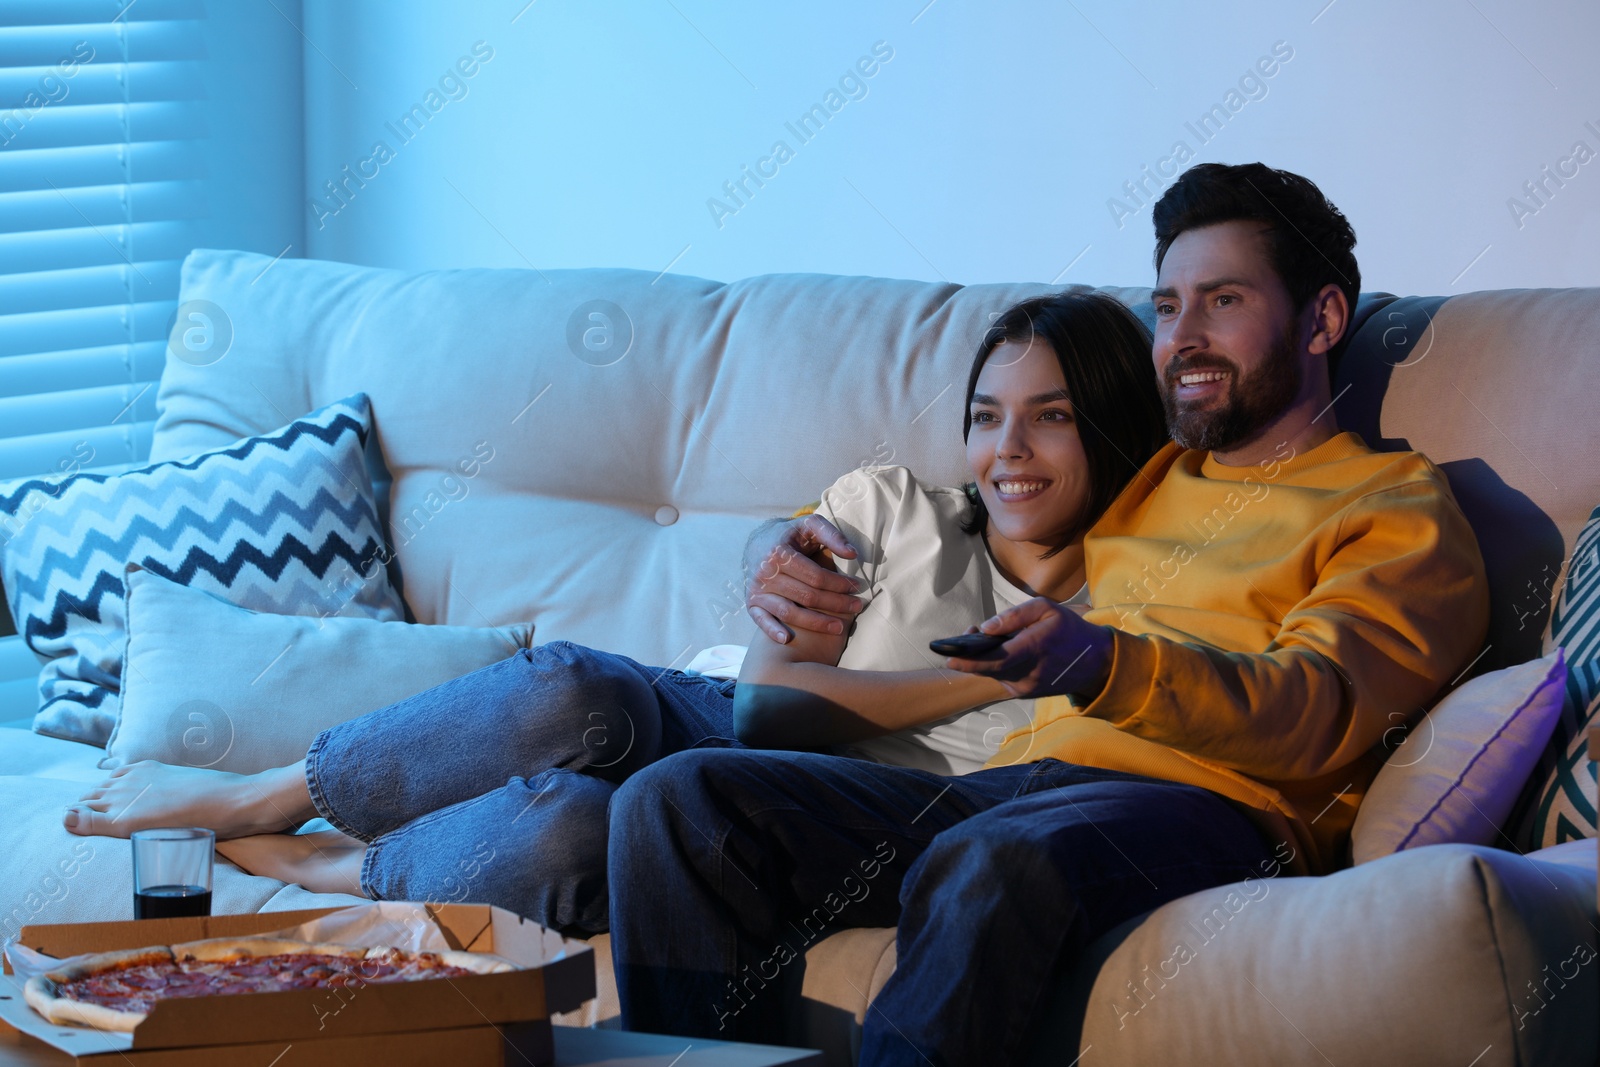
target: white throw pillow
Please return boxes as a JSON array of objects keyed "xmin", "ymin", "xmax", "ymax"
[
  {"xmin": 104, "ymin": 566, "xmax": 533, "ymax": 774},
  {"xmin": 1351, "ymin": 650, "xmax": 1566, "ymax": 864}
]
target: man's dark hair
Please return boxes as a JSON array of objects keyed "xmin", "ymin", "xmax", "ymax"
[
  {"xmin": 960, "ymin": 291, "xmax": 1168, "ymax": 557},
  {"xmin": 1151, "ymin": 162, "xmax": 1360, "ymax": 375}
]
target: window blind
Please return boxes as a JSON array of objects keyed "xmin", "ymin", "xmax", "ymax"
[{"xmin": 0, "ymin": 0, "xmax": 208, "ymax": 486}]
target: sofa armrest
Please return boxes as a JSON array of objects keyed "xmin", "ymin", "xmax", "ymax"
[{"xmin": 1030, "ymin": 843, "xmax": 1596, "ymax": 1067}]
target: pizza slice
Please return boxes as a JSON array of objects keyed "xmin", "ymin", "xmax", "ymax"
[
  {"xmin": 361, "ymin": 945, "xmax": 515, "ymax": 979},
  {"xmin": 172, "ymin": 936, "xmax": 369, "ymax": 964},
  {"xmin": 23, "ymin": 938, "xmax": 516, "ymax": 1032},
  {"xmin": 23, "ymin": 946, "xmax": 179, "ymax": 1032}
]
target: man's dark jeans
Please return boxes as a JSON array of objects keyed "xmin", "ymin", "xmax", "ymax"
[{"xmin": 609, "ymin": 749, "xmax": 1276, "ymax": 1067}]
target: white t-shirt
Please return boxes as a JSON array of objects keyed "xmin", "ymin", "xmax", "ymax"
[{"xmin": 806, "ymin": 464, "xmax": 1085, "ymax": 776}]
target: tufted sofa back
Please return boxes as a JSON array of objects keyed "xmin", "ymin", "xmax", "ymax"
[{"xmin": 153, "ymin": 251, "xmax": 1599, "ymax": 675}]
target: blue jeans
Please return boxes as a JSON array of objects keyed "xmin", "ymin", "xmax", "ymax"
[
  {"xmin": 609, "ymin": 749, "xmax": 1275, "ymax": 1067},
  {"xmin": 304, "ymin": 640, "xmax": 739, "ymax": 936}
]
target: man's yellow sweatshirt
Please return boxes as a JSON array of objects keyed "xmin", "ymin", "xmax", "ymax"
[{"xmin": 988, "ymin": 431, "xmax": 1489, "ymax": 875}]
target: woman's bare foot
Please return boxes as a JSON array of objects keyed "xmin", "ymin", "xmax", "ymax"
[
  {"xmin": 217, "ymin": 829, "xmax": 368, "ymax": 898},
  {"xmin": 64, "ymin": 761, "xmax": 315, "ymax": 839}
]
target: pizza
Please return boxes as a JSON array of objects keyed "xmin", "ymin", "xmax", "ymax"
[{"xmin": 23, "ymin": 935, "xmax": 514, "ymax": 1032}]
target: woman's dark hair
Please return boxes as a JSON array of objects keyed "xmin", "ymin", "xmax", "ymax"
[
  {"xmin": 1151, "ymin": 162, "xmax": 1361, "ymax": 375},
  {"xmin": 959, "ymin": 291, "xmax": 1168, "ymax": 557}
]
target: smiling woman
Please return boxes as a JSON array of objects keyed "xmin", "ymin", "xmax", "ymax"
[{"xmin": 959, "ymin": 291, "xmax": 1169, "ymax": 578}]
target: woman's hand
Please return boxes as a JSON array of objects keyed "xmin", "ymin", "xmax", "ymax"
[
  {"xmin": 942, "ymin": 596, "xmax": 1114, "ymax": 700},
  {"xmin": 744, "ymin": 515, "xmax": 865, "ymax": 644}
]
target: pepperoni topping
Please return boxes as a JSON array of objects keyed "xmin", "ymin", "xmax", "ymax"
[{"xmin": 57, "ymin": 951, "xmax": 479, "ymax": 1013}]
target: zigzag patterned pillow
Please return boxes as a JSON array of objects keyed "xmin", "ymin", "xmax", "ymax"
[
  {"xmin": 1528, "ymin": 504, "xmax": 1600, "ymax": 846},
  {"xmin": 1529, "ymin": 692, "xmax": 1599, "ymax": 847},
  {"xmin": 0, "ymin": 394, "xmax": 404, "ymax": 746}
]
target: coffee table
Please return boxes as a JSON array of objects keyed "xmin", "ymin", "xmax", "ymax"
[
  {"xmin": 0, "ymin": 1021, "xmax": 824, "ymax": 1065},
  {"xmin": 553, "ymin": 1025, "xmax": 823, "ymax": 1065}
]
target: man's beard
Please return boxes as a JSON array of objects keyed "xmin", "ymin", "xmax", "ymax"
[{"xmin": 1161, "ymin": 329, "xmax": 1302, "ymax": 453}]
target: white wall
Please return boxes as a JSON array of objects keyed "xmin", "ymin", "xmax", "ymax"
[
  {"xmin": 201, "ymin": 0, "xmax": 305, "ymax": 260},
  {"xmin": 300, "ymin": 0, "xmax": 1599, "ymax": 294}
]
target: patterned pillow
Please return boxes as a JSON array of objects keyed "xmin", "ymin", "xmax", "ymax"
[
  {"xmin": 0, "ymin": 394, "xmax": 404, "ymax": 745},
  {"xmin": 1527, "ymin": 504, "xmax": 1600, "ymax": 847},
  {"xmin": 1529, "ymin": 692, "xmax": 1599, "ymax": 846}
]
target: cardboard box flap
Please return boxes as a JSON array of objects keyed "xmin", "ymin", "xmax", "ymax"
[
  {"xmin": 426, "ymin": 903, "xmax": 493, "ymax": 954},
  {"xmin": 424, "ymin": 903, "xmax": 595, "ymax": 1014},
  {"xmin": 129, "ymin": 970, "xmax": 548, "ymax": 1050},
  {"xmin": 0, "ymin": 1004, "xmax": 556, "ymax": 1067},
  {"xmin": 5, "ymin": 911, "xmax": 338, "ymax": 974}
]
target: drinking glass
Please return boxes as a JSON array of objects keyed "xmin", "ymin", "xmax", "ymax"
[{"xmin": 131, "ymin": 828, "xmax": 214, "ymax": 919}]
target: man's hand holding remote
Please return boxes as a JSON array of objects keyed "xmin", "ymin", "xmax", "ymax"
[
  {"xmin": 743, "ymin": 515, "xmax": 866, "ymax": 643},
  {"xmin": 942, "ymin": 596, "xmax": 1115, "ymax": 702}
]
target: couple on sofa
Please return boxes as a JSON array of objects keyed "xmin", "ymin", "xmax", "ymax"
[{"xmin": 63, "ymin": 162, "xmax": 1488, "ymax": 1067}]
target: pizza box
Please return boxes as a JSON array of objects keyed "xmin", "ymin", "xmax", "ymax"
[{"xmin": 0, "ymin": 902, "xmax": 596, "ymax": 1066}]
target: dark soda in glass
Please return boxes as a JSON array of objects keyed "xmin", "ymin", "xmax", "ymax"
[{"xmin": 134, "ymin": 884, "xmax": 212, "ymax": 919}]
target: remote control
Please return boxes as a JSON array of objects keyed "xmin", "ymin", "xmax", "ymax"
[{"xmin": 929, "ymin": 631, "xmax": 1007, "ymax": 657}]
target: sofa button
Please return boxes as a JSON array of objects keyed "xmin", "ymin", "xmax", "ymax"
[{"xmin": 654, "ymin": 505, "xmax": 679, "ymax": 526}]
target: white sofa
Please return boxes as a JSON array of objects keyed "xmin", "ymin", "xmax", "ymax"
[{"xmin": 1, "ymin": 250, "xmax": 1596, "ymax": 1066}]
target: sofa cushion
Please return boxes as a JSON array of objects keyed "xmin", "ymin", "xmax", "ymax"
[
  {"xmin": 1350, "ymin": 650, "xmax": 1565, "ymax": 863},
  {"xmin": 0, "ymin": 723, "xmax": 103, "ymax": 783},
  {"xmin": 105, "ymin": 567, "xmax": 533, "ymax": 774},
  {"xmin": 0, "ymin": 776, "xmax": 365, "ymax": 948},
  {"xmin": 1336, "ymin": 292, "xmax": 1600, "ymax": 676},
  {"xmin": 0, "ymin": 395, "xmax": 403, "ymax": 746},
  {"xmin": 1525, "ymin": 836, "xmax": 1598, "ymax": 873}
]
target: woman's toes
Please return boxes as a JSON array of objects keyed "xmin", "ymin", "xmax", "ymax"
[{"xmin": 63, "ymin": 806, "xmax": 107, "ymax": 835}]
